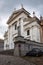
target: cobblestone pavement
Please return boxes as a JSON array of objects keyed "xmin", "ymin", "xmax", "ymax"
[{"xmin": 0, "ymin": 55, "xmax": 36, "ymax": 65}]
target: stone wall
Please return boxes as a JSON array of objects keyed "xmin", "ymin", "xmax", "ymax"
[
  {"xmin": 14, "ymin": 36, "xmax": 43, "ymax": 56},
  {"xmin": 0, "ymin": 49, "xmax": 14, "ymax": 55}
]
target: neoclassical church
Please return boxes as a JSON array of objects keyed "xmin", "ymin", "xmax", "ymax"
[{"xmin": 4, "ymin": 6, "xmax": 43, "ymax": 55}]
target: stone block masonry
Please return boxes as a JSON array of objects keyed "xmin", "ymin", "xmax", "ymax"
[{"xmin": 14, "ymin": 36, "xmax": 43, "ymax": 56}]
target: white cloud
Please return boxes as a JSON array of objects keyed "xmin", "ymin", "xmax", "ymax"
[
  {"xmin": 0, "ymin": 15, "xmax": 8, "ymax": 39},
  {"xmin": 0, "ymin": 32, "xmax": 4, "ymax": 39}
]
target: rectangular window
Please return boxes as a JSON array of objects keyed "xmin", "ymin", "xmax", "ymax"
[
  {"xmin": 27, "ymin": 30, "xmax": 30, "ymax": 35},
  {"xmin": 15, "ymin": 22, "xmax": 17, "ymax": 30}
]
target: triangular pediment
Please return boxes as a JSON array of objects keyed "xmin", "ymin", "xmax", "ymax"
[{"xmin": 7, "ymin": 8, "xmax": 31, "ymax": 24}]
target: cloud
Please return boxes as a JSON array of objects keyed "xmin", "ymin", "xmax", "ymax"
[
  {"xmin": 0, "ymin": 15, "xmax": 8, "ymax": 38},
  {"xmin": 0, "ymin": 32, "xmax": 4, "ymax": 39}
]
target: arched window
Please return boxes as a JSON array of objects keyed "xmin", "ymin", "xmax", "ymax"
[{"xmin": 27, "ymin": 30, "xmax": 30, "ymax": 35}]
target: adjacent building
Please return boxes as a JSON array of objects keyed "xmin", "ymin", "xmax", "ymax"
[{"xmin": 0, "ymin": 39, "xmax": 4, "ymax": 51}]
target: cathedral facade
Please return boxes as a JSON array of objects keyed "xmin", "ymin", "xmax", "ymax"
[{"xmin": 4, "ymin": 7, "xmax": 43, "ymax": 50}]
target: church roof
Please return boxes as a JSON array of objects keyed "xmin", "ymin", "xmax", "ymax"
[
  {"xmin": 31, "ymin": 16, "xmax": 41, "ymax": 25},
  {"xmin": 7, "ymin": 7, "xmax": 42, "ymax": 26},
  {"xmin": 7, "ymin": 7, "xmax": 31, "ymax": 24},
  {"xmin": 33, "ymin": 16, "xmax": 39, "ymax": 21}
]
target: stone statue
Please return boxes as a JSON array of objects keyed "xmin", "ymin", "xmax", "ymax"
[{"xmin": 17, "ymin": 24, "xmax": 21, "ymax": 36}]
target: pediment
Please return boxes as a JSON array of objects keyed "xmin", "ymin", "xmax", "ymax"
[{"xmin": 7, "ymin": 8, "xmax": 31, "ymax": 24}]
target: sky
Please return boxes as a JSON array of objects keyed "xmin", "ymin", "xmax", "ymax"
[{"xmin": 0, "ymin": 0, "xmax": 43, "ymax": 39}]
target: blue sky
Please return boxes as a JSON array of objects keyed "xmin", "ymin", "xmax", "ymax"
[{"xmin": 0, "ymin": 0, "xmax": 43, "ymax": 39}]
